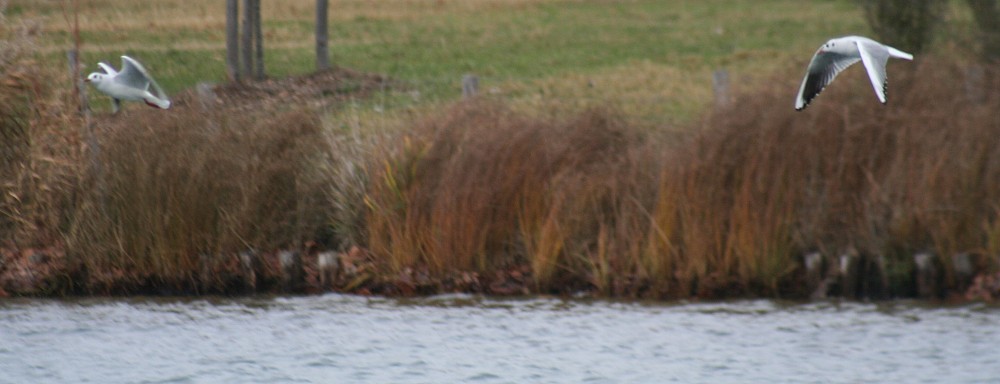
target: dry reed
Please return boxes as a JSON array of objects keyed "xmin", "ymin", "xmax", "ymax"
[{"xmin": 364, "ymin": 58, "xmax": 1000, "ymax": 299}]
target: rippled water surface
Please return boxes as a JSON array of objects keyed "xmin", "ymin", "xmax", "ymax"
[{"xmin": 2, "ymin": 295, "xmax": 998, "ymax": 383}]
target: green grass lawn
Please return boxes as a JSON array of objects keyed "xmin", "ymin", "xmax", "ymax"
[{"xmin": 16, "ymin": 0, "xmax": 870, "ymax": 123}]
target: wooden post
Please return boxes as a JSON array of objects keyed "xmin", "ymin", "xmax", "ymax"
[
  {"xmin": 240, "ymin": 0, "xmax": 253, "ymax": 79},
  {"xmin": 68, "ymin": 49, "xmax": 103, "ymax": 213},
  {"xmin": 225, "ymin": 0, "xmax": 240, "ymax": 82},
  {"xmin": 316, "ymin": 0, "xmax": 330, "ymax": 71},
  {"xmin": 838, "ymin": 248, "xmax": 859, "ymax": 298},
  {"xmin": 252, "ymin": 0, "xmax": 264, "ymax": 80},
  {"xmin": 952, "ymin": 252, "xmax": 974, "ymax": 288},
  {"xmin": 238, "ymin": 250, "xmax": 257, "ymax": 292},
  {"xmin": 66, "ymin": 49, "xmax": 89, "ymax": 115},
  {"xmin": 803, "ymin": 252, "xmax": 826, "ymax": 299},
  {"xmin": 462, "ymin": 74, "xmax": 479, "ymax": 98},
  {"xmin": 712, "ymin": 69, "xmax": 730, "ymax": 108},
  {"xmin": 279, "ymin": 250, "xmax": 303, "ymax": 292},
  {"xmin": 913, "ymin": 252, "xmax": 937, "ymax": 298},
  {"xmin": 317, "ymin": 251, "xmax": 338, "ymax": 289}
]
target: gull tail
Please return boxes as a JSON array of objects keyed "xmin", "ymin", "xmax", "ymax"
[
  {"xmin": 887, "ymin": 46, "xmax": 913, "ymax": 61},
  {"xmin": 144, "ymin": 97, "xmax": 171, "ymax": 110}
]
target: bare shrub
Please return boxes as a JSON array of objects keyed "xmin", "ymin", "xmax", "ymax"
[
  {"xmin": 967, "ymin": 0, "xmax": 1000, "ymax": 63},
  {"xmin": 861, "ymin": 0, "xmax": 944, "ymax": 54}
]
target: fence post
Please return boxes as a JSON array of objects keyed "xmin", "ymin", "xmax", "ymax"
[
  {"xmin": 240, "ymin": 0, "xmax": 253, "ymax": 79},
  {"xmin": 68, "ymin": 49, "xmax": 104, "ymax": 209},
  {"xmin": 462, "ymin": 74, "xmax": 479, "ymax": 98},
  {"xmin": 316, "ymin": 0, "xmax": 330, "ymax": 71},
  {"xmin": 252, "ymin": 0, "xmax": 264, "ymax": 80},
  {"xmin": 226, "ymin": 0, "xmax": 240, "ymax": 82},
  {"xmin": 712, "ymin": 69, "xmax": 730, "ymax": 108}
]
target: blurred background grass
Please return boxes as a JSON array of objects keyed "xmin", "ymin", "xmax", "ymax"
[{"xmin": 12, "ymin": 0, "xmax": 875, "ymax": 124}]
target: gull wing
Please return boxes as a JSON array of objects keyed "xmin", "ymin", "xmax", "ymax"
[
  {"xmin": 856, "ymin": 41, "xmax": 890, "ymax": 104},
  {"xmin": 97, "ymin": 62, "xmax": 118, "ymax": 75},
  {"xmin": 794, "ymin": 50, "xmax": 860, "ymax": 110},
  {"xmin": 116, "ymin": 56, "xmax": 170, "ymax": 101}
]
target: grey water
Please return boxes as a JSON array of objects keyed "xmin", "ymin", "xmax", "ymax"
[{"xmin": 1, "ymin": 295, "xmax": 998, "ymax": 383}]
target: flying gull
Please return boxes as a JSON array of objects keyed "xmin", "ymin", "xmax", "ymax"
[
  {"xmin": 795, "ymin": 36, "xmax": 913, "ymax": 111},
  {"xmin": 86, "ymin": 55, "xmax": 171, "ymax": 113}
]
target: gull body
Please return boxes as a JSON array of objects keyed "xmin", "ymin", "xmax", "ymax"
[
  {"xmin": 86, "ymin": 55, "xmax": 171, "ymax": 113},
  {"xmin": 794, "ymin": 35, "xmax": 913, "ymax": 111}
]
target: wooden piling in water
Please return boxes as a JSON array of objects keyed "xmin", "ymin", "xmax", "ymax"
[
  {"xmin": 838, "ymin": 249, "xmax": 859, "ymax": 298},
  {"xmin": 279, "ymin": 250, "xmax": 303, "ymax": 292},
  {"xmin": 802, "ymin": 252, "xmax": 827, "ymax": 299},
  {"xmin": 952, "ymin": 252, "xmax": 975, "ymax": 289},
  {"xmin": 913, "ymin": 252, "xmax": 937, "ymax": 298},
  {"xmin": 316, "ymin": 251, "xmax": 338, "ymax": 289},
  {"xmin": 238, "ymin": 250, "xmax": 257, "ymax": 292}
]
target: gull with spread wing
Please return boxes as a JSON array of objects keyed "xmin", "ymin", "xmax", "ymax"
[
  {"xmin": 86, "ymin": 55, "xmax": 171, "ymax": 113},
  {"xmin": 794, "ymin": 36, "xmax": 913, "ymax": 111}
]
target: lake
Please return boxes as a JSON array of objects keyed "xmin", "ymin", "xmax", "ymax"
[{"xmin": 2, "ymin": 295, "xmax": 998, "ymax": 383}]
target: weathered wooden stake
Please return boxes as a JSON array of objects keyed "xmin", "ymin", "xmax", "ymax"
[
  {"xmin": 913, "ymin": 252, "xmax": 937, "ymax": 298},
  {"xmin": 712, "ymin": 69, "xmax": 730, "ymax": 108},
  {"xmin": 68, "ymin": 49, "xmax": 104, "ymax": 213},
  {"xmin": 952, "ymin": 252, "xmax": 974, "ymax": 288},
  {"xmin": 252, "ymin": 0, "xmax": 264, "ymax": 80},
  {"xmin": 803, "ymin": 252, "xmax": 826, "ymax": 299},
  {"xmin": 838, "ymin": 249, "xmax": 859, "ymax": 298},
  {"xmin": 317, "ymin": 251, "xmax": 338, "ymax": 288},
  {"xmin": 462, "ymin": 74, "xmax": 479, "ymax": 98},
  {"xmin": 279, "ymin": 250, "xmax": 303, "ymax": 292},
  {"xmin": 225, "ymin": 0, "xmax": 240, "ymax": 82},
  {"xmin": 240, "ymin": 0, "xmax": 253, "ymax": 79},
  {"xmin": 238, "ymin": 250, "xmax": 257, "ymax": 292},
  {"xmin": 316, "ymin": 0, "xmax": 330, "ymax": 71}
]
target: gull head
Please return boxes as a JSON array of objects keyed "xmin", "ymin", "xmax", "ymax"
[
  {"xmin": 818, "ymin": 41, "xmax": 837, "ymax": 54},
  {"xmin": 85, "ymin": 72, "xmax": 105, "ymax": 83}
]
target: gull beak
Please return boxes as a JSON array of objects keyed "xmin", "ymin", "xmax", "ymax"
[{"xmin": 84, "ymin": 78, "xmax": 90, "ymax": 83}]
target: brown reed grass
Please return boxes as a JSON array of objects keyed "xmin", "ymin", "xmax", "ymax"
[
  {"xmin": 650, "ymin": 57, "xmax": 1000, "ymax": 297},
  {"xmin": 60, "ymin": 96, "xmax": 336, "ymax": 293},
  {"xmin": 364, "ymin": 58, "xmax": 1000, "ymax": 299},
  {"xmin": 363, "ymin": 100, "xmax": 669, "ymax": 294}
]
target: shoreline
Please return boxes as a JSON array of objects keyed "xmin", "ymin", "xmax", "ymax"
[{"xmin": 4, "ymin": 245, "xmax": 999, "ymax": 301}]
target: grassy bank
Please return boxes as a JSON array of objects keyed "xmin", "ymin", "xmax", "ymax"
[
  {"xmin": 3, "ymin": 1, "xmax": 1000, "ymax": 299},
  {"xmin": 4, "ymin": 54, "xmax": 999, "ymax": 299},
  {"xmin": 13, "ymin": 0, "xmax": 867, "ymax": 124}
]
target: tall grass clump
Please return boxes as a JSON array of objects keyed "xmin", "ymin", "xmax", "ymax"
[
  {"xmin": 363, "ymin": 100, "xmax": 667, "ymax": 294},
  {"xmin": 364, "ymin": 56, "xmax": 1000, "ymax": 299},
  {"xmin": 64, "ymin": 100, "xmax": 333, "ymax": 293},
  {"xmin": 1, "ymin": 11, "xmax": 81, "ymax": 249},
  {"xmin": 665, "ymin": 57, "xmax": 1000, "ymax": 297}
]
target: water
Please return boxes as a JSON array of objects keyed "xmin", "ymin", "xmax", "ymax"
[{"xmin": 1, "ymin": 295, "xmax": 998, "ymax": 384}]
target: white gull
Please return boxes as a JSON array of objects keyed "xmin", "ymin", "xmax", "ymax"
[
  {"xmin": 794, "ymin": 35, "xmax": 913, "ymax": 111},
  {"xmin": 86, "ymin": 55, "xmax": 171, "ymax": 113}
]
